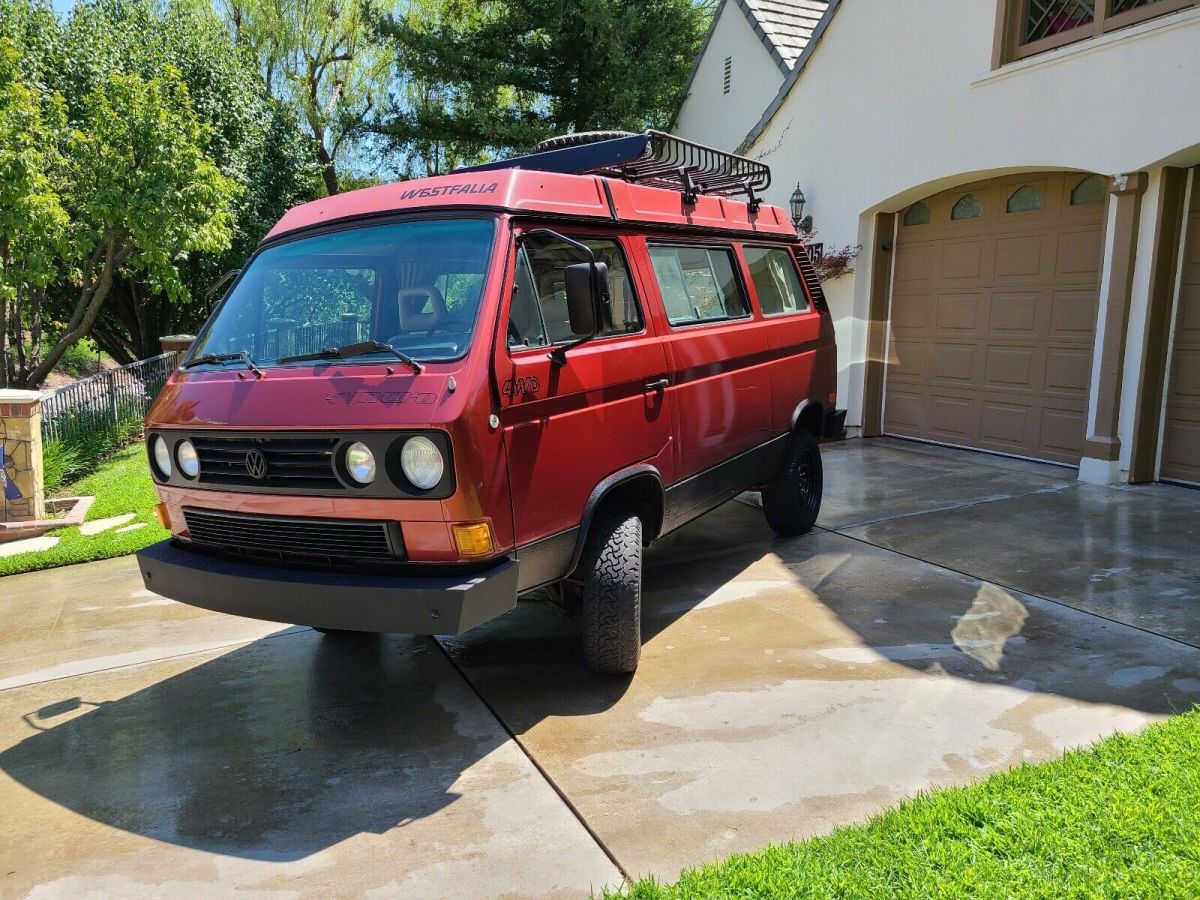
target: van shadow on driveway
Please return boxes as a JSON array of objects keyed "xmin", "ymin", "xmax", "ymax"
[{"xmin": 1, "ymin": 439, "xmax": 1198, "ymax": 888}]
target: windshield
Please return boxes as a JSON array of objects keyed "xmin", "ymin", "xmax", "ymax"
[{"xmin": 189, "ymin": 218, "xmax": 497, "ymax": 368}]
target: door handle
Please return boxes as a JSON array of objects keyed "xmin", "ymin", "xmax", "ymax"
[{"xmin": 644, "ymin": 377, "xmax": 669, "ymax": 391}]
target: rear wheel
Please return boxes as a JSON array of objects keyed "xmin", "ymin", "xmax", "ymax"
[
  {"xmin": 762, "ymin": 429, "xmax": 823, "ymax": 536},
  {"xmin": 579, "ymin": 509, "xmax": 642, "ymax": 674}
]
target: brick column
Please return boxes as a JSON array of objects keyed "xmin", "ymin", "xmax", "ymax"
[
  {"xmin": 0, "ymin": 389, "xmax": 45, "ymax": 522},
  {"xmin": 160, "ymin": 334, "xmax": 195, "ymax": 366}
]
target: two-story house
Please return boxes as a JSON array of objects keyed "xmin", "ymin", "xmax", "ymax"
[{"xmin": 674, "ymin": 0, "xmax": 1200, "ymax": 486}]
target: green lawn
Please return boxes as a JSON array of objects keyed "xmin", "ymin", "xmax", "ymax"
[
  {"xmin": 0, "ymin": 443, "xmax": 168, "ymax": 577},
  {"xmin": 615, "ymin": 710, "xmax": 1200, "ymax": 899}
]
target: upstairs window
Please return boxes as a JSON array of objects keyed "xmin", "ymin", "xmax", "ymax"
[{"xmin": 995, "ymin": 0, "xmax": 1197, "ymax": 65}]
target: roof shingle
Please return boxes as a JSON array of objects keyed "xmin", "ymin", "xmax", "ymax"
[{"xmin": 742, "ymin": 0, "xmax": 829, "ymax": 69}]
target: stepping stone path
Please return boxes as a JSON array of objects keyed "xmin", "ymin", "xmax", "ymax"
[
  {"xmin": 114, "ymin": 523, "xmax": 146, "ymax": 534},
  {"xmin": 0, "ymin": 536, "xmax": 59, "ymax": 558},
  {"xmin": 79, "ymin": 514, "xmax": 136, "ymax": 536}
]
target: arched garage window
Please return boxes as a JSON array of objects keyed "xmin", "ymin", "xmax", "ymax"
[
  {"xmin": 1006, "ymin": 185, "xmax": 1043, "ymax": 213},
  {"xmin": 951, "ymin": 194, "xmax": 982, "ymax": 221},
  {"xmin": 903, "ymin": 202, "xmax": 930, "ymax": 226},
  {"xmin": 1071, "ymin": 175, "xmax": 1107, "ymax": 206}
]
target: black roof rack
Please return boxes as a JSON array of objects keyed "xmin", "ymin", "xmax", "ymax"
[{"xmin": 456, "ymin": 130, "xmax": 771, "ymax": 210}]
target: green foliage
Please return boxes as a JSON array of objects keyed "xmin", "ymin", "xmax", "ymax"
[
  {"xmin": 53, "ymin": 335, "xmax": 100, "ymax": 376},
  {"xmin": 40, "ymin": 438, "xmax": 77, "ymax": 494},
  {"xmin": 373, "ymin": 0, "xmax": 714, "ymax": 171},
  {"xmin": 44, "ymin": 407, "xmax": 144, "ymax": 487},
  {"xmin": 218, "ymin": 0, "xmax": 397, "ymax": 194},
  {"xmin": 0, "ymin": 443, "xmax": 169, "ymax": 576},
  {"xmin": 613, "ymin": 710, "xmax": 1200, "ymax": 899}
]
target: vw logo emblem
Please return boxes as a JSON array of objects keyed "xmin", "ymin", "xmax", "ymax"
[{"xmin": 244, "ymin": 449, "xmax": 269, "ymax": 480}]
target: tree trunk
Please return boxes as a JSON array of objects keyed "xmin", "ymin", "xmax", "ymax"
[{"xmin": 316, "ymin": 140, "xmax": 339, "ymax": 196}]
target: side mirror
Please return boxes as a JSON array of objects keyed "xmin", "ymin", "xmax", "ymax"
[{"xmin": 564, "ymin": 261, "xmax": 608, "ymax": 337}]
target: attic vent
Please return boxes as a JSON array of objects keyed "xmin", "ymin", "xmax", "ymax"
[{"xmin": 723, "ymin": 56, "xmax": 732, "ymax": 95}]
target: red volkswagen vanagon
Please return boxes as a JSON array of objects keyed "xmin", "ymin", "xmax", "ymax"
[{"xmin": 137, "ymin": 131, "xmax": 842, "ymax": 673}]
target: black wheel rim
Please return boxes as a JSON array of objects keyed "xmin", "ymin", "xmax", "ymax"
[{"xmin": 796, "ymin": 445, "xmax": 821, "ymax": 517}]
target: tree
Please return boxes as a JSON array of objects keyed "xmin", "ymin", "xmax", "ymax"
[
  {"xmin": 218, "ymin": 0, "xmax": 395, "ymax": 195},
  {"xmin": 16, "ymin": 68, "xmax": 238, "ymax": 387},
  {"xmin": 0, "ymin": 39, "xmax": 68, "ymax": 388},
  {"xmin": 44, "ymin": 0, "xmax": 322, "ymax": 363},
  {"xmin": 373, "ymin": 0, "xmax": 713, "ymax": 168}
]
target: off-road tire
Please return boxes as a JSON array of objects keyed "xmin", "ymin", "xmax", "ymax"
[
  {"xmin": 762, "ymin": 429, "xmax": 823, "ymax": 536},
  {"xmin": 533, "ymin": 130, "xmax": 637, "ymax": 153},
  {"xmin": 579, "ymin": 510, "xmax": 643, "ymax": 674}
]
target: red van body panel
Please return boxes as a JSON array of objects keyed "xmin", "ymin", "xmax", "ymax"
[{"xmin": 137, "ymin": 159, "xmax": 840, "ymax": 636}]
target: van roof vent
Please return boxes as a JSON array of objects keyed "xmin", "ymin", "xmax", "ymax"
[{"xmin": 456, "ymin": 130, "xmax": 771, "ymax": 209}]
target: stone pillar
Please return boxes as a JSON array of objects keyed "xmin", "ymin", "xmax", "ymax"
[
  {"xmin": 1080, "ymin": 172, "xmax": 1147, "ymax": 485},
  {"xmin": 0, "ymin": 389, "xmax": 45, "ymax": 522},
  {"xmin": 160, "ymin": 334, "xmax": 195, "ymax": 366}
]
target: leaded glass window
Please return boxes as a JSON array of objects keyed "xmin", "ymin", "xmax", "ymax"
[
  {"xmin": 1070, "ymin": 175, "xmax": 1107, "ymax": 205},
  {"xmin": 951, "ymin": 194, "xmax": 982, "ymax": 221},
  {"xmin": 903, "ymin": 202, "xmax": 930, "ymax": 226},
  {"xmin": 1007, "ymin": 185, "xmax": 1044, "ymax": 213}
]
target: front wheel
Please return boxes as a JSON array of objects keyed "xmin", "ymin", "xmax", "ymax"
[
  {"xmin": 762, "ymin": 429, "xmax": 823, "ymax": 536},
  {"xmin": 579, "ymin": 510, "xmax": 643, "ymax": 674}
]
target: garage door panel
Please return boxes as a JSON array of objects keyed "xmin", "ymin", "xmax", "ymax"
[
  {"xmin": 890, "ymin": 291, "xmax": 933, "ymax": 332},
  {"xmin": 980, "ymin": 401, "xmax": 1032, "ymax": 449},
  {"xmin": 994, "ymin": 234, "xmax": 1045, "ymax": 280},
  {"xmin": 928, "ymin": 395, "xmax": 976, "ymax": 443},
  {"xmin": 1054, "ymin": 229, "xmax": 1104, "ymax": 279},
  {"xmin": 1040, "ymin": 408, "xmax": 1087, "ymax": 460},
  {"xmin": 1170, "ymin": 349, "xmax": 1200, "ymax": 400},
  {"xmin": 1043, "ymin": 347, "xmax": 1092, "ymax": 396},
  {"xmin": 984, "ymin": 346, "xmax": 1037, "ymax": 391},
  {"xmin": 886, "ymin": 171, "xmax": 1103, "ymax": 465},
  {"xmin": 933, "ymin": 344, "xmax": 978, "ymax": 384},
  {"xmin": 1175, "ymin": 283, "xmax": 1200, "ymax": 330},
  {"xmin": 936, "ymin": 293, "xmax": 983, "ymax": 333},
  {"xmin": 1049, "ymin": 290, "xmax": 1099, "ymax": 340},
  {"xmin": 990, "ymin": 292, "xmax": 1040, "ymax": 335},
  {"xmin": 887, "ymin": 340, "xmax": 929, "ymax": 380},
  {"xmin": 940, "ymin": 240, "xmax": 989, "ymax": 282}
]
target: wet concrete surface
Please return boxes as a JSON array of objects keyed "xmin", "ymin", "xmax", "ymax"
[{"xmin": 2, "ymin": 437, "xmax": 1199, "ymax": 894}]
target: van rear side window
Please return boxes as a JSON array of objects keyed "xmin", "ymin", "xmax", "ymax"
[
  {"xmin": 648, "ymin": 245, "xmax": 749, "ymax": 326},
  {"xmin": 743, "ymin": 246, "xmax": 809, "ymax": 315},
  {"xmin": 508, "ymin": 236, "xmax": 641, "ymax": 349}
]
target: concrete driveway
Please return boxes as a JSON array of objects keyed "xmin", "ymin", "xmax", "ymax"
[{"xmin": 2, "ymin": 438, "xmax": 1198, "ymax": 897}]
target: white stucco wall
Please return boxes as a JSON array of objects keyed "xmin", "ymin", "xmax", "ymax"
[
  {"xmin": 744, "ymin": 1, "xmax": 1200, "ymax": 439},
  {"xmin": 674, "ymin": 2, "xmax": 787, "ymax": 151}
]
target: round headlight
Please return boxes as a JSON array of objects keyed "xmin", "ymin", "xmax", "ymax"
[
  {"xmin": 176, "ymin": 439, "xmax": 200, "ymax": 478},
  {"xmin": 401, "ymin": 436, "xmax": 444, "ymax": 490},
  {"xmin": 345, "ymin": 441, "xmax": 377, "ymax": 484},
  {"xmin": 152, "ymin": 436, "xmax": 172, "ymax": 478}
]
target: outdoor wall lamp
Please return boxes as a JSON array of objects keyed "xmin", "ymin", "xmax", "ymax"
[{"xmin": 789, "ymin": 183, "xmax": 813, "ymax": 235}]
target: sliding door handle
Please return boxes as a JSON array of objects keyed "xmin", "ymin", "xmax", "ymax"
[{"xmin": 644, "ymin": 377, "xmax": 669, "ymax": 391}]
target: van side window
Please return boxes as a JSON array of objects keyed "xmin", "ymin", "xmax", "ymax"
[
  {"xmin": 648, "ymin": 245, "xmax": 749, "ymax": 326},
  {"xmin": 743, "ymin": 246, "xmax": 809, "ymax": 315},
  {"xmin": 508, "ymin": 236, "xmax": 641, "ymax": 349}
]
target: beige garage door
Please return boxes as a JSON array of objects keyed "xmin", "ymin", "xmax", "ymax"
[
  {"xmin": 885, "ymin": 172, "xmax": 1107, "ymax": 465},
  {"xmin": 1160, "ymin": 176, "xmax": 1200, "ymax": 484}
]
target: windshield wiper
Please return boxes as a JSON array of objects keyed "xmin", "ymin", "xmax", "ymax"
[
  {"xmin": 277, "ymin": 340, "xmax": 423, "ymax": 374},
  {"xmin": 180, "ymin": 350, "xmax": 263, "ymax": 378}
]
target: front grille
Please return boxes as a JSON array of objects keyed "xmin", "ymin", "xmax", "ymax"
[
  {"xmin": 183, "ymin": 508, "xmax": 400, "ymax": 564},
  {"xmin": 193, "ymin": 435, "xmax": 340, "ymax": 490}
]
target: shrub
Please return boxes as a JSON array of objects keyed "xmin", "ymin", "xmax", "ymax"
[
  {"xmin": 42, "ymin": 410, "xmax": 144, "ymax": 490},
  {"xmin": 40, "ymin": 439, "xmax": 81, "ymax": 494},
  {"xmin": 54, "ymin": 337, "xmax": 103, "ymax": 378}
]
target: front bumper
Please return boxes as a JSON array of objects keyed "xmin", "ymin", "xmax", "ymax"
[{"xmin": 136, "ymin": 539, "xmax": 519, "ymax": 635}]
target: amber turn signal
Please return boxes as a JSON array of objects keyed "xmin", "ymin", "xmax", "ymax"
[
  {"xmin": 154, "ymin": 502, "xmax": 171, "ymax": 529},
  {"xmin": 452, "ymin": 522, "xmax": 493, "ymax": 557}
]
